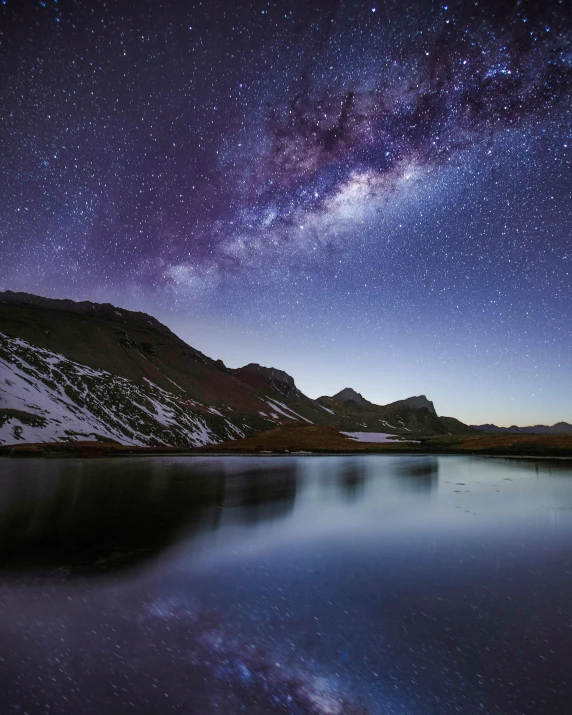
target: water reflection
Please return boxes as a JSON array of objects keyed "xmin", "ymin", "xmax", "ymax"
[
  {"xmin": 336, "ymin": 459, "xmax": 367, "ymax": 500},
  {"xmin": 392, "ymin": 455, "xmax": 439, "ymax": 493},
  {"xmin": 218, "ymin": 464, "xmax": 297, "ymax": 525},
  {"xmin": 0, "ymin": 455, "xmax": 572, "ymax": 714},
  {"xmin": 0, "ymin": 458, "xmax": 298, "ymax": 575}
]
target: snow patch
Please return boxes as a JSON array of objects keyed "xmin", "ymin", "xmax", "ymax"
[
  {"xmin": 164, "ymin": 374, "xmax": 186, "ymax": 393},
  {"xmin": 0, "ymin": 333, "xmax": 240, "ymax": 448},
  {"xmin": 266, "ymin": 399, "xmax": 313, "ymax": 424},
  {"xmin": 224, "ymin": 420, "xmax": 245, "ymax": 438},
  {"xmin": 341, "ymin": 432, "xmax": 400, "ymax": 443}
]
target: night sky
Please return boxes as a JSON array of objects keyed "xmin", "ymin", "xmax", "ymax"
[{"xmin": 0, "ymin": 0, "xmax": 570, "ymax": 425}]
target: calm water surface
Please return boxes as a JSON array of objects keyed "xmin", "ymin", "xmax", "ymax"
[{"xmin": 0, "ymin": 455, "xmax": 571, "ymax": 714}]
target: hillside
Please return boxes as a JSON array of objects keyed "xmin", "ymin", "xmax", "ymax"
[
  {"xmin": 0, "ymin": 291, "xmax": 265, "ymax": 411},
  {"xmin": 0, "ymin": 333, "xmax": 246, "ymax": 447},
  {"xmin": 0, "ymin": 292, "xmax": 306, "ymax": 446},
  {"xmin": 0, "ymin": 291, "xmax": 476, "ymax": 447}
]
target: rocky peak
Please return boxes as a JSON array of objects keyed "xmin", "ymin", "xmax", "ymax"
[
  {"xmin": 331, "ymin": 388, "xmax": 373, "ymax": 408},
  {"xmin": 238, "ymin": 363, "xmax": 295, "ymax": 386},
  {"xmin": 232, "ymin": 363, "xmax": 303, "ymax": 398},
  {"xmin": 388, "ymin": 395, "xmax": 436, "ymax": 414}
]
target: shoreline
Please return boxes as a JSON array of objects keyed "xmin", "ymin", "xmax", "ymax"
[{"xmin": 1, "ymin": 440, "xmax": 572, "ymax": 461}]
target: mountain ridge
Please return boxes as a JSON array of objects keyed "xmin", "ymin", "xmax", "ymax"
[
  {"xmin": 1, "ymin": 291, "xmax": 477, "ymax": 446},
  {"xmin": 330, "ymin": 387, "xmax": 373, "ymax": 408},
  {"xmin": 472, "ymin": 422, "xmax": 572, "ymax": 434}
]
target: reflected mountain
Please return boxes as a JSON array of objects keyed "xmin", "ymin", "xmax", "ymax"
[
  {"xmin": 0, "ymin": 458, "xmax": 298, "ymax": 576},
  {"xmin": 215, "ymin": 463, "xmax": 297, "ymax": 526},
  {"xmin": 392, "ymin": 456, "xmax": 439, "ymax": 492},
  {"xmin": 337, "ymin": 459, "xmax": 367, "ymax": 500}
]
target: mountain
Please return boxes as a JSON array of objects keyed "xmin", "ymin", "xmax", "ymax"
[
  {"xmin": 385, "ymin": 395, "xmax": 436, "ymax": 414},
  {"xmin": 0, "ymin": 291, "xmax": 314, "ymax": 446},
  {"xmin": 0, "ymin": 291, "xmax": 263, "ymax": 411},
  {"xmin": 318, "ymin": 389, "xmax": 473, "ymax": 435},
  {"xmin": 0, "ymin": 331, "xmax": 251, "ymax": 447},
  {"xmin": 230, "ymin": 363, "xmax": 306, "ymax": 400},
  {"xmin": 0, "ymin": 291, "xmax": 475, "ymax": 447},
  {"xmin": 331, "ymin": 387, "xmax": 373, "ymax": 408},
  {"xmin": 473, "ymin": 422, "xmax": 572, "ymax": 434}
]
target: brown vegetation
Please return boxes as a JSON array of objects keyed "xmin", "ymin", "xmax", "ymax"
[
  {"xmin": 446, "ymin": 433, "xmax": 572, "ymax": 454},
  {"xmin": 0, "ymin": 441, "xmax": 182, "ymax": 458},
  {"xmin": 204, "ymin": 424, "xmax": 413, "ymax": 453},
  {"xmin": 3, "ymin": 429, "xmax": 572, "ymax": 459}
]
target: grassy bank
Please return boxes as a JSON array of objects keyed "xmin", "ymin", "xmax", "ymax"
[{"xmin": 2, "ymin": 424, "xmax": 571, "ymax": 459}]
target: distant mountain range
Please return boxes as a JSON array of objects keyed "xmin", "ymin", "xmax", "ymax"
[
  {"xmin": 0, "ymin": 290, "xmax": 504, "ymax": 448},
  {"xmin": 472, "ymin": 423, "xmax": 572, "ymax": 434}
]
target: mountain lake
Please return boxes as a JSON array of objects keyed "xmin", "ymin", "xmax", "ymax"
[{"xmin": 0, "ymin": 454, "xmax": 571, "ymax": 714}]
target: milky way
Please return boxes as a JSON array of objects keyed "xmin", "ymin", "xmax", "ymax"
[
  {"xmin": 258, "ymin": 3, "xmax": 570, "ymax": 214},
  {"xmin": 0, "ymin": 0, "xmax": 571, "ymax": 423}
]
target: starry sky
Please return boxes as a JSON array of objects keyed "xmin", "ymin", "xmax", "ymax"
[{"xmin": 0, "ymin": 0, "xmax": 571, "ymax": 425}]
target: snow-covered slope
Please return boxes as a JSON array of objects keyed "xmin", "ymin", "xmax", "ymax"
[{"xmin": 0, "ymin": 333, "xmax": 246, "ymax": 447}]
